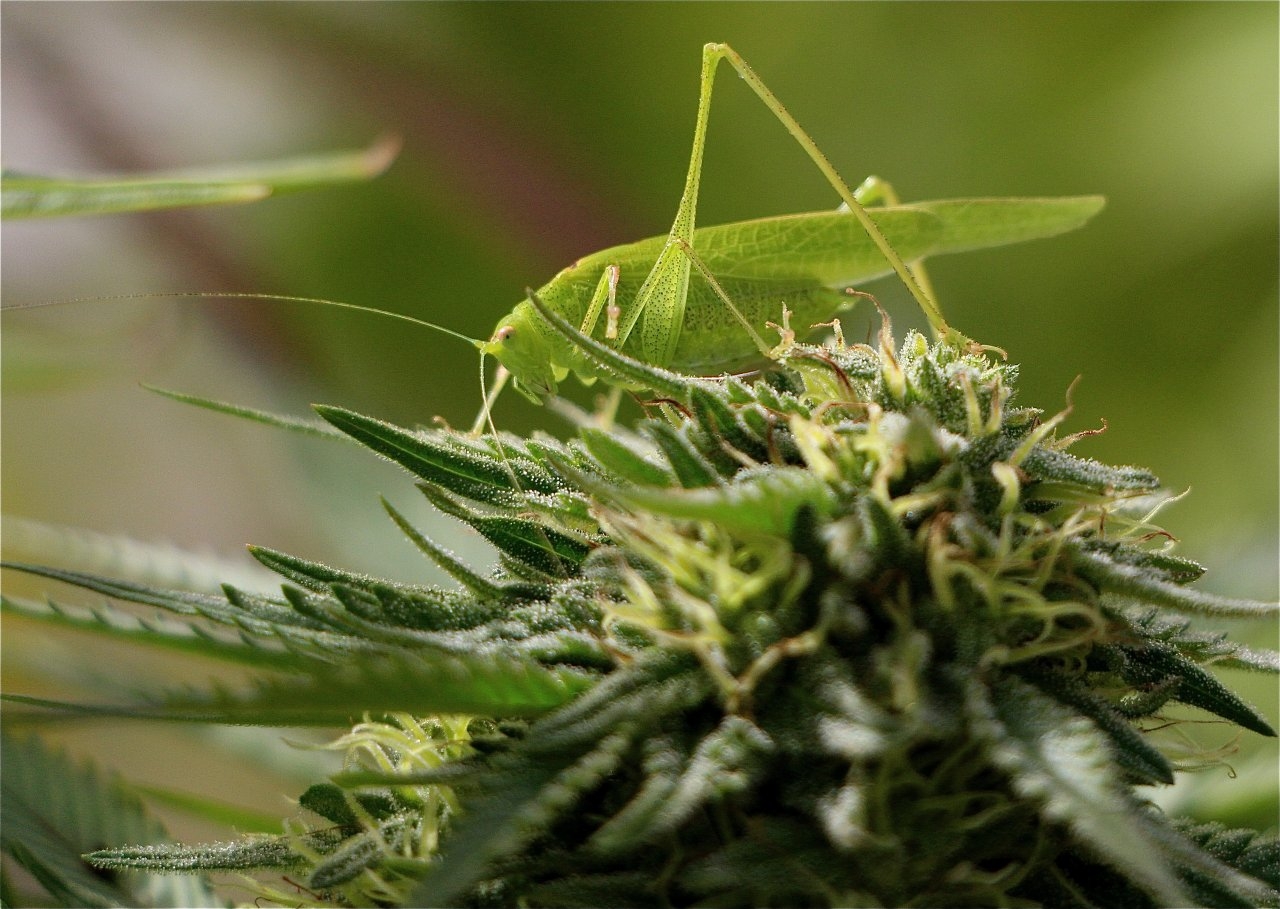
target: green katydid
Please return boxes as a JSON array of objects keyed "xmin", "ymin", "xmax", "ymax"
[{"xmin": 480, "ymin": 43, "xmax": 1103, "ymax": 406}]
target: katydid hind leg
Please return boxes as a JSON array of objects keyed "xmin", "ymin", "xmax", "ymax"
[
  {"xmin": 617, "ymin": 43, "xmax": 725, "ymax": 365},
  {"xmin": 608, "ymin": 42, "xmax": 935, "ymax": 368},
  {"xmin": 634, "ymin": 42, "xmax": 957, "ymax": 363},
  {"xmin": 703, "ymin": 44, "xmax": 955, "ymax": 341},
  {"xmin": 554, "ymin": 43, "xmax": 961, "ymax": 384}
]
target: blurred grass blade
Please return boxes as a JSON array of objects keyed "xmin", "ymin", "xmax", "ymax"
[
  {"xmin": 2, "ymin": 174, "xmax": 269, "ymax": 219},
  {"xmin": 0, "ymin": 514, "xmax": 279, "ymax": 594},
  {"xmin": 1, "ymin": 135, "xmax": 398, "ymax": 219},
  {"xmin": 129, "ymin": 784, "xmax": 283, "ymax": 835}
]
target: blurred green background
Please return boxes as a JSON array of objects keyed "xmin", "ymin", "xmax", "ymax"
[{"xmin": 3, "ymin": 2, "xmax": 1276, "ymax": 836}]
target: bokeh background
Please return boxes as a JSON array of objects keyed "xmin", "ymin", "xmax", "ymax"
[{"xmin": 4, "ymin": 2, "xmax": 1276, "ymax": 841}]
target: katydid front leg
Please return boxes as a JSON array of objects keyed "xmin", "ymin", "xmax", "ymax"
[
  {"xmin": 702, "ymin": 44, "xmax": 958, "ymax": 343},
  {"xmin": 577, "ymin": 264, "xmax": 621, "ymax": 339},
  {"xmin": 852, "ymin": 175, "xmax": 898, "ymax": 208},
  {"xmin": 611, "ymin": 46, "xmax": 723, "ymax": 368}
]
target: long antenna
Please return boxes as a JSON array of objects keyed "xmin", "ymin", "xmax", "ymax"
[{"xmin": 2, "ymin": 291, "xmax": 484, "ymax": 349}]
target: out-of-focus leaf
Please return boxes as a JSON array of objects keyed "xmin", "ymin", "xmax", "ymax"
[
  {"xmin": 1, "ymin": 136, "xmax": 397, "ymax": 219},
  {"xmin": 4, "ymin": 648, "xmax": 595, "ymax": 727},
  {"xmin": 0, "ymin": 731, "xmax": 223, "ymax": 908}
]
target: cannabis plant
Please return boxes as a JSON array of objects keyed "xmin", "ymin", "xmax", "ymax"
[{"xmin": 4, "ymin": 281, "xmax": 1277, "ymax": 907}]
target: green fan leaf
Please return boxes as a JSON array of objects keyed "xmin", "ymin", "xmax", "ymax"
[
  {"xmin": 968, "ymin": 676, "xmax": 1191, "ymax": 907},
  {"xmin": 0, "ymin": 593, "xmax": 303, "ymax": 671},
  {"xmin": 1021, "ymin": 447, "xmax": 1159, "ymax": 493},
  {"xmin": 642, "ymin": 420, "xmax": 724, "ymax": 489},
  {"xmin": 590, "ymin": 716, "xmax": 773, "ymax": 852},
  {"xmin": 247, "ymin": 546, "xmax": 508, "ymax": 632},
  {"xmin": 418, "ymin": 484, "xmax": 593, "ymax": 577},
  {"xmin": 307, "ymin": 827, "xmax": 388, "ymax": 889},
  {"xmin": 1082, "ymin": 541, "xmax": 1206, "ymax": 585},
  {"xmin": 2, "ymin": 561, "xmax": 327, "ymax": 632},
  {"xmin": 1133, "ymin": 813, "xmax": 1280, "ymax": 908},
  {"xmin": 577, "ymin": 427, "xmax": 675, "ymax": 488},
  {"xmin": 1, "ymin": 732, "xmax": 222, "ymax": 908},
  {"xmin": 5, "ymin": 648, "xmax": 595, "ymax": 726},
  {"xmin": 247, "ymin": 545, "xmax": 384, "ymax": 594},
  {"xmin": 315, "ymin": 405, "xmax": 559, "ymax": 504},
  {"xmin": 144, "ymin": 386, "xmax": 344, "ymax": 440},
  {"xmin": 379, "ymin": 497, "xmax": 506, "ymax": 599},
  {"xmin": 1171, "ymin": 820, "xmax": 1280, "ymax": 890},
  {"xmin": 129, "ymin": 785, "xmax": 283, "ymax": 835},
  {"xmin": 1070, "ymin": 547, "xmax": 1279, "ymax": 619},
  {"xmin": 87, "ymin": 831, "xmax": 342, "ymax": 873},
  {"xmin": 410, "ymin": 728, "xmax": 635, "ymax": 907},
  {"xmin": 1014, "ymin": 665, "xmax": 1175, "ymax": 784},
  {"xmin": 688, "ymin": 385, "xmax": 771, "ymax": 461},
  {"xmin": 591, "ymin": 466, "xmax": 838, "ymax": 536},
  {"xmin": 1114, "ymin": 606, "xmax": 1280, "ymax": 672},
  {"xmin": 1113, "ymin": 642, "xmax": 1277, "ymax": 737}
]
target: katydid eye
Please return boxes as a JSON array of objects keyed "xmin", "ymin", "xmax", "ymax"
[{"xmin": 495, "ymin": 325, "xmax": 515, "ymax": 342}]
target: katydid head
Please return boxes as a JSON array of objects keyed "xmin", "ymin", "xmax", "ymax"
[{"xmin": 481, "ymin": 301, "xmax": 559, "ymax": 403}]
